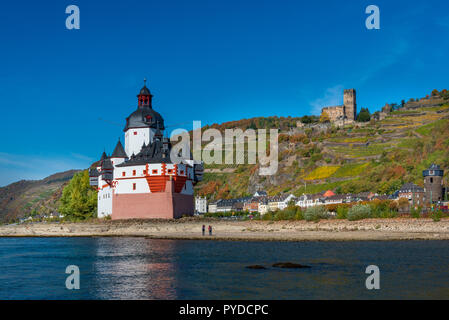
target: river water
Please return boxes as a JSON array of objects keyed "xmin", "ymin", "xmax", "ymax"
[{"xmin": 1, "ymin": 237, "xmax": 448, "ymax": 299}]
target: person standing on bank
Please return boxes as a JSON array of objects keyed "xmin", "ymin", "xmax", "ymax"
[
  {"xmin": 202, "ymin": 225, "xmax": 205, "ymax": 236},
  {"xmin": 208, "ymin": 225, "xmax": 212, "ymax": 236}
]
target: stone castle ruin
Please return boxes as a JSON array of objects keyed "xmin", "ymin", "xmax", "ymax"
[{"xmin": 321, "ymin": 89, "xmax": 357, "ymax": 122}]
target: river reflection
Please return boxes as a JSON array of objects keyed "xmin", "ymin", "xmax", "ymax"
[{"xmin": 92, "ymin": 238, "xmax": 178, "ymax": 299}]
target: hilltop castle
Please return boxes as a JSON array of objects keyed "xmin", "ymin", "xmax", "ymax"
[
  {"xmin": 89, "ymin": 81, "xmax": 203, "ymax": 219},
  {"xmin": 321, "ymin": 89, "xmax": 357, "ymax": 122}
]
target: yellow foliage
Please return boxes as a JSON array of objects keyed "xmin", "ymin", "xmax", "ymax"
[{"xmin": 305, "ymin": 166, "xmax": 340, "ymax": 180}]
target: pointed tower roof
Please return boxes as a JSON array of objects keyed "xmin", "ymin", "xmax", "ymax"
[
  {"xmin": 111, "ymin": 139, "xmax": 127, "ymax": 158},
  {"xmin": 100, "ymin": 151, "xmax": 108, "ymax": 161},
  {"xmin": 138, "ymin": 78, "xmax": 152, "ymax": 96}
]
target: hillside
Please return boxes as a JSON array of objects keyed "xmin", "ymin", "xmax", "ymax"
[
  {"xmin": 1, "ymin": 90, "xmax": 448, "ymax": 221},
  {"xmin": 195, "ymin": 90, "xmax": 449, "ymax": 200},
  {"xmin": 0, "ymin": 170, "xmax": 79, "ymax": 223}
]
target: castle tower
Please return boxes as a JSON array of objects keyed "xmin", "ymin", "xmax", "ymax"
[
  {"xmin": 343, "ymin": 89, "xmax": 357, "ymax": 121},
  {"xmin": 124, "ymin": 79, "xmax": 165, "ymax": 157},
  {"xmin": 423, "ymin": 164, "xmax": 444, "ymax": 204}
]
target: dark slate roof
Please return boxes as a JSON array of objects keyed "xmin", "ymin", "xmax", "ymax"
[
  {"xmin": 102, "ymin": 158, "xmax": 114, "ymax": 170},
  {"xmin": 89, "ymin": 168, "xmax": 100, "ymax": 177},
  {"xmin": 100, "ymin": 151, "xmax": 107, "ymax": 161},
  {"xmin": 116, "ymin": 138, "xmax": 171, "ymax": 167},
  {"xmin": 399, "ymin": 183, "xmax": 424, "ymax": 193},
  {"xmin": 111, "ymin": 140, "xmax": 127, "ymax": 158},
  {"xmin": 423, "ymin": 163, "xmax": 444, "ymax": 177},
  {"xmin": 124, "ymin": 107, "xmax": 165, "ymax": 131},
  {"xmin": 429, "ymin": 164, "xmax": 441, "ymax": 170},
  {"xmin": 139, "ymin": 85, "xmax": 151, "ymax": 96}
]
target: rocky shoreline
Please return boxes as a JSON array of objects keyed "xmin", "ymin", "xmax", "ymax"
[{"xmin": 1, "ymin": 218, "xmax": 449, "ymax": 241}]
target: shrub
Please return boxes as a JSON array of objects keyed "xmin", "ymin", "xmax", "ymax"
[
  {"xmin": 262, "ymin": 212, "xmax": 274, "ymax": 221},
  {"xmin": 336, "ymin": 206, "xmax": 348, "ymax": 219},
  {"xmin": 347, "ymin": 204, "xmax": 372, "ymax": 221},
  {"xmin": 304, "ymin": 206, "xmax": 329, "ymax": 222},
  {"xmin": 410, "ymin": 206, "xmax": 422, "ymax": 219},
  {"xmin": 432, "ymin": 210, "xmax": 443, "ymax": 222},
  {"xmin": 295, "ymin": 207, "xmax": 304, "ymax": 220}
]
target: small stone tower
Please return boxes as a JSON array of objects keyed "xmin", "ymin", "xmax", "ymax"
[
  {"xmin": 423, "ymin": 164, "xmax": 444, "ymax": 204},
  {"xmin": 343, "ymin": 89, "xmax": 357, "ymax": 121}
]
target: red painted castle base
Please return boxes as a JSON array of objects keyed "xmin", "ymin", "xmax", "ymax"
[{"xmin": 111, "ymin": 180, "xmax": 194, "ymax": 220}]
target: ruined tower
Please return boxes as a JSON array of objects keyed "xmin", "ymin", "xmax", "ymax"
[
  {"xmin": 343, "ymin": 89, "xmax": 357, "ymax": 121},
  {"xmin": 423, "ymin": 164, "xmax": 444, "ymax": 204}
]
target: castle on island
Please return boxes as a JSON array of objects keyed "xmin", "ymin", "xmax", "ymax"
[
  {"xmin": 88, "ymin": 81, "xmax": 203, "ymax": 219},
  {"xmin": 321, "ymin": 89, "xmax": 357, "ymax": 122}
]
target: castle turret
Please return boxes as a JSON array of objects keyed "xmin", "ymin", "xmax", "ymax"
[
  {"xmin": 110, "ymin": 139, "xmax": 127, "ymax": 166},
  {"xmin": 423, "ymin": 164, "xmax": 444, "ymax": 204},
  {"xmin": 343, "ymin": 89, "xmax": 357, "ymax": 121},
  {"xmin": 124, "ymin": 79, "xmax": 165, "ymax": 157}
]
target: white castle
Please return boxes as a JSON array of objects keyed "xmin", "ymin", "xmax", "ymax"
[{"xmin": 89, "ymin": 81, "xmax": 203, "ymax": 219}]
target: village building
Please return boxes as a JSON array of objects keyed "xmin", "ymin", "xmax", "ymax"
[
  {"xmin": 398, "ymin": 183, "xmax": 425, "ymax": 206},
  {"xmin": 195, "ymin": 196, "xmax": 208, "ymax": 214},
  {"xmin": 296, "ymin": 193, "xmax": 325, "ymax": 208},
  {"xmin": 267, "ymin": 194, "xmax": 295, "ymax": 211},
  {"xmin": 253, "ymin": 190, "xmax": 267, "ymax": 197},
  {"xmin": 243, "ymin": 197, "xmax": 262, "ymax": 213},
  {"xmin": 208, "ymin": 201, "xmax": 218, "ymax": 213},
  {"xmin": 258, "ymin": 198, "xmax": 269, "ymax": 215},
  {"xmin": 324, "ymin": 194, "xmax": 346, "ymax": 205},
  {"xmin": 89, "ymin": 81, "xmax": 203, "ymax": 219}
]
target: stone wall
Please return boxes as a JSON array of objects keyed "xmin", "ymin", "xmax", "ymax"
[{"xmin": 322, "ymin": 105, "xmax": 345, "ymax": 121}]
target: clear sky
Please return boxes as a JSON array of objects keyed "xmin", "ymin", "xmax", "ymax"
[{"xmin": 0, "ymin": 0, "xmax": 448, "ymax": 186}]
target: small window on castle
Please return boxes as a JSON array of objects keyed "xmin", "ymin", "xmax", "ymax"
[
  {"xmin": 168, "ymin": 169, "xmax": 173, "ymax": 174},
  {"xmin": 133, "ymin": 183, "xmax": 136, "ymax": 190},
  {"xmin": 430, "ymin": 178, "xmax": 433, "ymax": 183},
  {"xmin": 122, "ymin": 172, "xmax": 126, "ymax": 177},
  {"xmin": 134, "ymin": 131, "xmax": 137, "ymax": 135},
  {"xmin": 143, "ymin": 170, "xmax": 147, "ymax": 174},
  {"xmin": 133, "ymin": 170, "xmax": 136, "ymax": 176},
  {"xmin": 152, "ymin": 169, "xmax": 158, "ymax": 174},
  {"xmin": 180, "ymin": 170, "xmax": 184, "ymax": 175}
]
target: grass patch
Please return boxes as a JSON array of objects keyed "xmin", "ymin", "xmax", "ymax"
[
  {"xmin": 416, "ymin": 119, "xmax": 448, "ymax": 136},
  {"xmin": 329, "ymin": 143, "xmax": 391, "ymax": 158}
]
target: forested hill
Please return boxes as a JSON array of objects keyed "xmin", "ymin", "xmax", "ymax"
[
  {"xmin": 0, "ymin": 170, "xmax": 79, "ymax": 223},
  {"xmin": 195, "ymin": 89, "xmax": 449, "ymax": 200}
]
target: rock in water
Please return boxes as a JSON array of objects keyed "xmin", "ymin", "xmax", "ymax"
[
  {"xmin": 272, "ymin": 262, "xmax": 311, "ymax": 269},
  {"xmin": 246, "ymin": 265, "xmax": 267, "ymax": 270}
]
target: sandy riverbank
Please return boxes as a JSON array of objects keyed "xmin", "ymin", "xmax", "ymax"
[{"xmin": 2, "ymin": 218, "xmax": 449, "ymax": 241}]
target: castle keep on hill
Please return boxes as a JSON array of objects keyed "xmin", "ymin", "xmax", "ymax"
[
  {"xmin": 321, "ymin": 89, "xmax": 357, "ymax": 122},
  {"xmin": 89, "ymin": 81, "xmax": 204, "ymax": 219}
]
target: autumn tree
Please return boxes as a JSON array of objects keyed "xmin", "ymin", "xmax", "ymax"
[{"xmin": 319, "ymin": 112, "xmax": 330, "ymax": 123}]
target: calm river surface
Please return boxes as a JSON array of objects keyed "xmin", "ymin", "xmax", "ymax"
[{"xmin": 1, "ymin": 237, "xmax": 449, "ymax": 299}]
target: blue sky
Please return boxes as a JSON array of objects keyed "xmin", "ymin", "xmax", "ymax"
[{"xmin": 0, "ymin": 0, "xmax": 448, "ymax": 186}]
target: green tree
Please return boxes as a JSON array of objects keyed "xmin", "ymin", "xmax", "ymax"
[
  {"xmin": 301, "ymin": 115, "xmax": 313, "ymax": 124},
  {"xmin": 357, "ymin": 108, "xmax": 371, "ymax": 122},
  {"xmin": 59, "ymin": 170, "xmax": 97, "ymax": 221}
]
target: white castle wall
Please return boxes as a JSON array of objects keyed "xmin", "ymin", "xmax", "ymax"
[
  {"xmin": 125, "ymin": 127, "xmax": 155, "ymax": 157},
  {"xmin": 97, "ymin": 177, "xmax": 113, "ymax": 218}
]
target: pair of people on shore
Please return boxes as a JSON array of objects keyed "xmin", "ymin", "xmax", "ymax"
[{"xmin": 202, "ymin": 225, "xmax": 212, "ymax": 236}]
